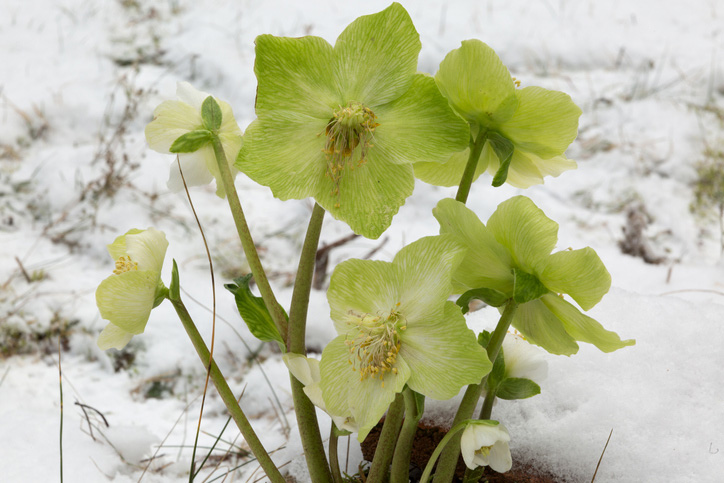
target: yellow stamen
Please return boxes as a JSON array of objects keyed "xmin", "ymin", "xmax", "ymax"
[{"xmin": 113, "ymin": 255, "xmax": 139, "ymax": 275}]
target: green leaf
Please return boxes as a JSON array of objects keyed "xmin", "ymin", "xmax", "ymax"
[
  {"xmin": 457, "ymin": 287, "xmax": 509, "ymax": 313},
  {"xmin": 513, "ymin": 268, "xmax": 549, "ymax": 304},
  {"xmin": 224, "ymin": 274, "xmax": 286, "ymax": 349},
  {"xmin": 169, "ymin": 259, "xmax": 180, "ymax": 301},
  {"xmin": 201, "ymin": 96, "xmax": 223, "ymax": 132},
  {"xmin": 332, "ymin": 424, "xmax": 352, "ymax": 437},
  {"xmin": 496, "ymin": 377, "xmax": 541, "ymax": 400},
  {"xmin": 487, "ymin": 345, "xmax": 506, "ymax": 391},
  {"xmin": 488, "ymin": 132, "xmax": 514, "ymax": 187},
  {"xmin": 169, "ymin": 130, "xmax": 213, "ymax": 153},
  {"xmin": 477, "ymin": 330, "xmax": 492, "ymax": 348},
  {"xmin": 413, "ymin": 390, "xmax": 426, "ymax": 415}
]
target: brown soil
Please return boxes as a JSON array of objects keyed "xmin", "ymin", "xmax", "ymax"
[{"xmin": 360, "ymin": 420, "xmax": 560, "ymax": 482}]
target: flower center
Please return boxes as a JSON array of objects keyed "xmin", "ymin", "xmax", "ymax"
[
  {"xmin": 475, "ymin": 445, "xmax": 492, "ymax": 457},
  {"xmin": 323, "ymin": 101, "xmax": 379, "ymax": 207},
  {"xmin": 113, "ymin": 255, "xmax": 139, "ymax": 275},
  {"xmin": 345, "ymin": 307, "xmax": 406, "ymax": 387}
]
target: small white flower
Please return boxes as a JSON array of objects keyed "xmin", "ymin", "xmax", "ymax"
[
  {"xmin": 145, "ymin": 82, "xmax": 242, "ymax": 198},
  {"xmin": 502, "ymin": 331, "xmax": 548, "ymax": 383},
  {"xmin": 460, "ymin": 421, "xmax": 512, "ymax": 473}
]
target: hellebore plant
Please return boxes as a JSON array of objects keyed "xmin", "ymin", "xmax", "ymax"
[{"xmin": 95, "ymin": 3, "xmax": 635, "ymax": 483}]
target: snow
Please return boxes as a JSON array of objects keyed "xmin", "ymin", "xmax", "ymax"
[{"xmin": 1, "ymin": 0, "xmax": 724, "ymax": 482}]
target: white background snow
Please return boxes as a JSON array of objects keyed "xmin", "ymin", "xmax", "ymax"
[{"xmin": 1, "ymin": 0, "xmax": 723, "ymax": 481}]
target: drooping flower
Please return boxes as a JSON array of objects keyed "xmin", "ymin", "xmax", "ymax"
[
  {"xmin": 501, "ymin": 331, "xmax": 548, "ymax": 383},
  {"xmin": 414, "ymin": 39, "xmax": 581, "ymax": 189},
  {"xmin": 96, "ymin": 228, "xmax": 168, "ymax": 350},
  {"xmin": 434, "ymin": 197, "xmax": 635, "ymax": 356},
  {"xmin": 460, "ymin": 420, "xmax": 512, "ymax": 473},
  {"xmin": 236, "ymin": 3, "xmax": 469, "ymax": 239},
  {"xmin": 145, "ymin": 82, "xmax": 242, "ymax": 198},
  {"xmin": 283, "ymin": 353, "xmax": 357, "ymax": 433},
  {"xmin": 319, "ymin": 236, "xmax": 491, "ymax": 441}
]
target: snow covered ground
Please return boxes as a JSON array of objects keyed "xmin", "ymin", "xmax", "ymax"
[{"xmin": 1, "ymin": 0, "xmax": 723, "ymax": 481}]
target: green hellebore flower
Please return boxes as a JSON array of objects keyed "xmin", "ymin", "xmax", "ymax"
[
  {"xmin": 415, "ymin": 39, "xmax": 582, "ymax": 189},
  {"xmin": 319, "ymin": 235, "xmax": 491, "ymax": 441},
  {"xmin": 460, "ymin": 420, "xmax": 512, "ymax": 472},
  {"xmin": 434, "ymin": 197, "xmax": 635, "ymax": 356},
  {"xmin": 236, "ymin": 3, "xmax": 469, "ymax": 239},
  {"xmin": 145, "ymin": 82, "xmax": 242, "ymax": 198},
  {"xmin": 96, "ymin": 228, "xmax": 169, "ymax": 350}
]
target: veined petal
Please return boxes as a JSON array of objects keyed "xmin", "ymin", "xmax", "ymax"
[
  {"xmin": 511, "ymin": 298, "xmax": 579, "ymax": 356},
  {"xmin": 106, "ymin": 229, "xmax": 142, "ymax": 260},
  {"xmin": 145, "ymin": 100, "xmax": 202, "ymax": 153},
  {"xmin": 541, "ymin": 294, "xmax": 635, "ymax": 353},
  {"xmin": 314, "ymin": 149, "xmax": 415, "ymax": 239},
  {"xmin": 435, "ymin": 40, "xmax": 517, "ymax": 126},
  {"xmin": 124, "ymin": 228, "xmax": 168, "ymax": 273},
  {"xmin": 402, "ymin": 302, "xmax": 490, "ymax": 399},
  {"xmin": 237, "ymin": 117, "xmax": 328, "ymax": 201},
  {"xmin": 334, "ymin": 3, "xmax": 419, "ymax": 107},
  {"xmin": 530, "ymin": 152, "xmax": 577, "ymax": 178},
  {"xmin": 167, "ymin": 151, "xmax": 215, "ymax": 192},
  {"xmin": 320, "ymin": 336, "xmax": 356, "ymax": 417},
  {"xmin": 393, "ymin": 236, "xmax": 466, "ymax": 322},
  {"xmin": 373, "ymin": 74, "xmax": 468, "ymax": 165},
  {"xmin": 97, "ymin": 323, "xmax": 134, "ymax": 350},
  {"xmin": 487, "ymin": 196, "xmax": 558, "ymax": 274},
  {"xmin": 498, "ymin": 86, "xmax": 581, "ymax": 158},
  {"xmin": 254, "ymin": 34, "xmax": 340, "ymax": 119},
  {"xmin": 538, "ymin": 248, "xmax": 611, "ymax": 310},
  {"xmin": 176, "ymin": 81, "xmax": 208, "ymax": 111},
  {"xmin": 283, "ymin": 353, "xmax": 319, "ymax": 388},
  {"xmin": 414, "ymin": 142, "xmax": 496, "ymax": 187},
  {"xmin": 96, "ymin": 270, "xmax": 160, "ymax": 335},
  {"xmin": 327, "ymin": 259, "xmax": 401, "ymax": 334},
  {"xmin": 433, "ymin": 198, "xmax": 513, "ymax": 294},
  {"xmin": 488, "ymin": 440, "xmax": 513, "ymax": 473}
]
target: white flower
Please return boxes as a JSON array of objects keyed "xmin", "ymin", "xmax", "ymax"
[
  {"xmin": 283, "ymin": 353, "xmax": 357, "ymax": 433},
  {"xmin": 145, "ymin": 82, "xmax": 242, "ymax": 198},
  {"xmin": 460, "ymin": 421, "xmax": 512, "ymax": 472},
  {"xmin": 502, "ymin": 331, "xmax": 548, "ymax": 383}
]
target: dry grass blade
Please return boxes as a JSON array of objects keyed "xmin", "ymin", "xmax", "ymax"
[{"xmin": 591, "ymin": 428, "xmax": 614, "ymax": 483}]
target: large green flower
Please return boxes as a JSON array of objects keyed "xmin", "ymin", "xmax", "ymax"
[
  {"xmin": 319, "ymin": 236, "xmax": 491, "ymax": 441},
  {"xmin": 415, "ymin": 40, "xmax": 582, "ymax": 189},
  {"xmin": 96, "ymin": 228, "xmax": 168, "ymax": 350},
  {"xmin": 434, "ymin": 197, "xmax": 634, "ymax": 356},
  {"xmin": 236, "ymin": 3, "xmax": 468, "ymax": 239}
]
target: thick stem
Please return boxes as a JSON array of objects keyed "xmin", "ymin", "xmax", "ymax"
[
  {"xmin": 390, "ymin": 389, "xmax": 422, "ymax": 483},
  {"xmin": 329, "ymin": 425, "xmax": 343, "ymax": 483},
  {"xmin": 211, "ymin": 137, "xmax": 288, "ymax": 342},
  {"xmin": 478, "ymin": 385, "xmax": 498, "ymax": 420},
  {"xmin": 367, "ymin": 393, "xmax": 406, "ymax": 483},
  {"xmin": 169, "ymin": 298, "xmax": 285, "ymax": 483},
  {"xmin": 287, "ymin": 203, "xmax": 332, "ymax": 483},
  {"xmin": 432, "ymin": 300, "xmax": 518, "ymax": 483},
  {"xmin": 455, "ymin": 129, "xmax": 488, "ymax": 204}
]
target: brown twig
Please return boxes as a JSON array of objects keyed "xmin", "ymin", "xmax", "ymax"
[{"xmin": 591, "ymin": 428, "xmax": 613, "ymax": 482}]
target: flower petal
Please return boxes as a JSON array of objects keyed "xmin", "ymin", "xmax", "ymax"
[
  {"xmin": 106, "ymin": 229, "xmax": 142, "ymax": 260},
  {"xmin": 254, "ymin": 34, "xmax": 340, "ymax": 119},
  {"xmin": 488, "ymin": 440, "xmax": 513, "ymax": 473},
  {"xmin": 538, "ymin": 248, "xmax": 611, "ymax": 310},
  {"xmin": 333, "ymin": 3, "xmax": 420, "ymax": 107},
  {"xmin": 433, "ymin": 198, "xmax": 513, "ymax": 294},
  {"xmin": 176, "ymin": 81, "xmax": 209, "ymax": 110},
  {"xmin": 393, "ymin": 235, "xmax": 466, "ymax": 322},
  {"xmin": 414, "ymin": 142, "xmax": 497, "ymax": 187},
  {"xmin": 498, "ymin": 86, "xmax": 581, "ymax": 158},
  {"xmin": 97, "ymin": 323, "xmax": 134, "ymax": 350},
  {"xmin": 435, "ymin": 40, "xmax": 518, "ymax": 126},
  {"xmin": 96, "ymin": 270, "xmax": 160, "ymax": 335},
  {"xmin": 486, "ymin": 196, "xmax": 558, "ymax": 274},
  {"xmin": 167, "ymin": 151, "xmax": 215, "ymax": 192},
  {"xmin": 373, "ymin": 74, "xmax": 469, "ymax": 165},
  {"xmin": 237, "ymin": 117, "xmax": 328, "ymax": 200},
  {"xmin": 511, "ymin": 298, "xmax": 579, "ymax": 356},
  {"xmin": 401, "ymin": 301, "xmax": 490, "ymax": 399},
  {"xmin": 124, "ymin": 228, "xmax": 168, "ymax": 273},
  {"xmin": 145, "ymin": 100, "xmax": 202, "ymax": 154},
  {"xmin": 460, "ymin": 425, "xmax": 479, "ymax": 469},
  {"xmin": 320, "ymin": 336, "xmax": 357, "ymax": 417},
  {"xmin": 313, "ymin": 149, "xmax": 415, "ymax": 239},
  {"xmin": 541, "ymin": 294, "xmax": 635, "ymax": 353}
]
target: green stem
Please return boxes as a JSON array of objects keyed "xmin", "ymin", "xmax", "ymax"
[
  {"xmin": 329, "ymin": 425, "xmax": 343, "ymax": 483},
  {"xmin": 455, "ymin": 129, "xmax": 488, "ymax": 204},
  {"xmin": 287, "ymin": 202, "xmax": 332, "ymax": 483},
  {"xmin": 169, "ymin": 297, "xmax": 285, "ymax": 483},
  {"xmin": 432, "ymin": 299, "xmax": 518, "ymax": 483},
  {"xmin": 390, "ymin": 388, "xmax": 422, "ymax": 483},
  {"xmin": 419, "ymin": 420, "xmax": 470, "ymax": 483},
  {"xmin": 367, "ymin": 393, "xmax": 406, "ymax": 483},
  {"xmin": 210, "ymin": 137, "xmax": 288, "ymax": 342},
  {"xmin": 478, "ymin": 385, "xmax": 498, "ymax": 420}
]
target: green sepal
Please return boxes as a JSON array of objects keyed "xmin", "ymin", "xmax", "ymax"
[
  {"xmin": 153, "ymin": 279, "xmax": 168, "ymax": 308},
  {"xmin": 332, "ymin": 423, "xmax": 352, "ymax": 438},
  {"xmin": 169, "ymin": 259, "xmax": 180, "ymax": 301},
  {"xmin": 224, "ymin": 274, "xmax": 286, "ymax": 351},
  {"xmin": 486, "ymin": 345, "xmax": 506, "ymax": 391},
  {"xmin": 412, "ymin": 390, "xmax": 426, "ymax": 416},
  {"xmin": 169, "ymin": 129, "xmax": 213, "ymax": 153},
  {"xmin": 477, "ymin": 330, "xmax": 491, "ymax": 348},
  {"xmin": 513, "ymin": 268, "xmax": 548, "ymax": 304},
  {"xmin": 496, "ymin": 377, "xmax": 541, "ymax": 400},
  {"xmin": 457, "ymin": 287, "xmax": 509, "ymax": 313},
  {"xmin": 201, "ymin": 96, "xmax": 223, "ymax": 132},
  {"xmin": 488, "ymin": 132, "xmax": 514, "ymax": 187}
]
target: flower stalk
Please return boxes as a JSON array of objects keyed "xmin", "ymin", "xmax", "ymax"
[
  {"xmin": 455, "ymin": 129, "xmax": 488, "ymax": 204},
  {"xmin": 367, "ymin": 392, "xmax": 406, "ymax": 482},
  {"xmin": 390, "ymin": 388, "xmax": 423, "ymax": 483}
]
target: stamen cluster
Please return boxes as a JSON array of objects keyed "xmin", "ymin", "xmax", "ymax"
[
  {"xmin": 113, "ymin": 256, "xmax": 139, "ymax": 275},
  {"xmin": 345, "ymin": 309, "xmax": 406, "ymax": 387}
]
